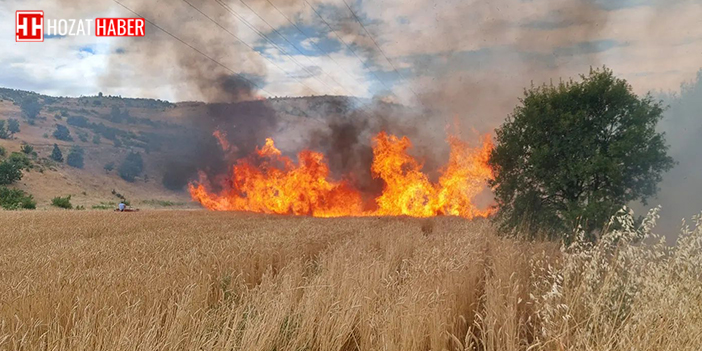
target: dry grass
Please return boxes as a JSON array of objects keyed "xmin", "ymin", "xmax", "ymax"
[{"xmin": 0, "ymin": 210, "xmax": 700, "ymax": 350}]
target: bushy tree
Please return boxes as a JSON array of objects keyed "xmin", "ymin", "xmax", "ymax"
[
  {"xmin": 489, "ymin": 67, "xmax": 675, "ymax": 240},
  {"xmin": 104, "ymin": 162, "xmax": 114, "ymax": 173},
  {"xmin": 7, "ymin": 119, "xmax": 20, "ymax": 135},
  {"xmin": 8, "ymin": 152, "xmax": 31, "ymax": 169},
  {"xmin": 118, "ymin": 152, "xmax": 143, "ymax": 182},
  {"xmin": 53, "ymin": 124, "xmax": 73, "ymax": 141},
  {"xmin": 0, "ymin": 187, "xmax": 36, "ymax": 210},
  {"xmin": 51, "ymin": 195, "xmax": 72, "ymax": 209},
  {"xmin": 66, "ymin": 146, "xmax": 84, "ymax": 168},
  {"xmin": 92, "ymin": 134, "xmax": 101, "ymax": 144},
  {"xmin": 20, "ymin": 96, "xmax": 41, "ymax": 120},
  {"xmin": 51, "ymin": 144, "xmax": 64, "ymax": 162},
  {"xmin": 20, "ymin": 144, "xmax": 34, "ymax": 155},
  {"xmin": 0, "ymin": 161, "xmax": 22, "ymax": 185},
  {"xmin": 0, "ymin": 120, "xmax": 9, "ymax": 139}
]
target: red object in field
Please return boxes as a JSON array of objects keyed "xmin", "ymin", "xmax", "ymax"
[{"xmin": 95, "ymin": 18, "xmax": 145, "ymax": 37}]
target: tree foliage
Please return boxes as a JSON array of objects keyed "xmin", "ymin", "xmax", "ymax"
[
  {"xmin": 51, "ymin": 195, "xmax": 73, "ymax": 209},
  {"xmin": 20, "ymin": 96, "xmax": 41, "ymax": 120},
  {"xmin": 0, "ymin": 187, "xmax": 36, "ymax": 210},
  {"xmin": 51, "ymin": 144, "xmax": 64, "ymax": 162},
  {"xmin": 53, "ymin": 124, "xmax": 73, "ymax": 141},
  {"xmin": 0, "ymin": 120, "xmax": 9, "ymax": 139},
  {"xmin": 8, "ymin": 152, "xmax": 31, "ymax": 169},
  {"xmin": 118, "ymin": 152, "xmax": 144, "ymax": 182},
  {"xmin": 20, "ymin": 144, "xmax": 34, "ymax": 155},
  {"xmin": 7, "ymin": 119, "xmax": 20, "ymax": 135},
  {"xmin": 488, "ymin": 67, "xmax": 675, "ymax": 240},
  {"xmin": 66, "ymin": 146, "xmax": 84, "ymax": 169},
  {"xmin": 0, "ymin": 161, "xmax": 22, "ymax": 185}
]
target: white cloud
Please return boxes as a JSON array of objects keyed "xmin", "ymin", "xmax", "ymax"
[{"xmin": 1, "ymin": 0, "xmax": 701, "ymax": 102}]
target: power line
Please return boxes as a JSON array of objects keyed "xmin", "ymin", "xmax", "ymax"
[
  {"xmin": 212, "ymin": 0, "xmax": 334, "ymax": 94},
  {"xmin": 184, "ymin": 0, "xmax": 378, "ymax": 117},
  {"xmin": 339, "ymin": 0, "xmax": 426, "ymax": 107},
  {"xmin": 261, "ymin": 0, "xmax": 372, "ymax": 97},
  {"xmin": 111, "ymin": 0, "xmax": 273, "ymax": 97},
  {"xmin": 239, "ymin": 0, "xmax": 356, "ymax": 97},
  {"xmin": 180, "ymin": 0, "xmax": 321, "ymax": 95},
  {"xmin": 302, "ymin": 0, "xmax": 395, "ymax": 94}
]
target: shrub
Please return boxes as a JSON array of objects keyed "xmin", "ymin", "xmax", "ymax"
[
  {"xmin": 53, "ymin": 124, "xmax": 73, "ymax": 141},
  {"xmin": 0, "ymin": 161, "xmax": 22, "ymax": 185},
  {"xmin": 0, "ymin": 146, "xmax": 6, "ymax": 158},
  {"xmin": 0, "ymin": 120, "xmax": 9, "ymax": 139},
  {"xmin": 0, "ymin": 187, "xmax": 36, "ymax": 210},
  {"xmin": 118, "ymin": 152, "xmax": 143, "ymax": 182},
  {"xmin": 66, "ymin": 146, "xmax": 84, "ymax": 168},
  {"xmin": 67, "ymin": 116, "xmax": 89, "ymax": 128},
  {"xmin": 20, "ymin": 144, "xmax": 34, "ymax": 155},
  {"xmin": 92, "ymin": 134, "xmax": 101, "ymax": 144},
  {"xmin": 78, "ymin": 131, "xmax": 89, "ymax": 142},
  {"xmin": 20, "ymin": 96, "xmax": 41, "ymax": 120},
  {"xmin": 51, "ymin": 144, "xmax": 63, "ymax": 162},
  {"xmin": 104, "ymin": 162, "xmax": 114, "ymax": 173},
  {"xmin": 51, "ymin": 195, "xmax": 72, "ymax": 209},
  {"xmin": 8, "ymin": 152, "xmax": 31, "ymax": 169},
  {"xmin": 7, "ymin": 119, "xmax": 20, "ymax": 135}
]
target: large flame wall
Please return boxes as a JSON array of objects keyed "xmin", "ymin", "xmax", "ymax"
[{"xmin": 189, "ymin": 132, "xmax": 494, "ymax": 218}]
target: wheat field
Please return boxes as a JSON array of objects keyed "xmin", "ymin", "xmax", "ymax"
[{"xmin": 0, "ymin": 210, "xmax": 700, "ymax": 350}]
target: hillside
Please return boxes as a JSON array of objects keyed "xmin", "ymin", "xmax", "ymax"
[{"xmin": 0, "ymin": 88, "xmax": 406, "ymax": 210}]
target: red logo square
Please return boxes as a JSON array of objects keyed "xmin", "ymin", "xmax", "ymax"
[{"xmin": 16, "ymin": 11, "xmax": 44, "ymax": 42}]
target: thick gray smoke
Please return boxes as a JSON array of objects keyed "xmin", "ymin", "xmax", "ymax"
[{"xmin": 636, "ymin": 70, "xmax": 702, "ymax": 237}]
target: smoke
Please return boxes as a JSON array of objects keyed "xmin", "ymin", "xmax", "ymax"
[
  {"xmin": 634, "ymin": 70, "xmax": 702, "ymax": 238},
  {"xmin": 97, "ymin": 0, "xmax": 268, "ymax": 103}
]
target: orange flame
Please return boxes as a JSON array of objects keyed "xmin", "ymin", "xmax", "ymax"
[
  {"xmin": 212, "ymin": 130, "xmax": 231, "ymax": 152},
  {"xmin": 189, "ymin": 138, "xmax": 364, "ymax": 217},
  {"xmin": 189, "ymin": 132, "xmax": 494, "ymax": 219}
]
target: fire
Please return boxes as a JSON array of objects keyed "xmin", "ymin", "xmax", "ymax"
[
  {"xmin": 212, "ymin": 130, "xmax": 231, "ymax": 152},
  {"xmin": 189, "ymin": 138, "xmax": 364, "ymax": 217},
  {"xmin": 189, "ymin": 132, "xmax": 494, "ymax": 219},
  {"xmin": 372, "ymin": 132, "xmax": 494, "ymax": 219}
]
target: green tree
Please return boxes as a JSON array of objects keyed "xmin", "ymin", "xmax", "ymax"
[
  {"xmin": 104, "ymin": 162, "xmax": 115, "ymax": 173},
  {"xmin": 20, "ymin": 144, "xmax": 34, "ymax": 155},
  {"xmin": 66, "ymin": 146, "xmax": 84, "ymax": 169},
  {"xmin": 0, "ymin": 161, "xmax": 22, "ymax": 185},
  {"xmin": 118, "ymin": 152, "xmax": 143, "ymax": 182},
  {"xmin": 7, "ymin": 119, "xmax": 20, "ymax": 135},
  {"xmin": 8, "ymin": 152, "xmax": 31, "ymax": 169},
  {"xmin": 53, "ymin": 124, "xmax": 73, "ymax": 141},
  {"xmin": 488, "ymin": 67, "xmax": 675, "ymax": 240},
  {"xmin": 20, "ymin": 96, "xmax": 41, "ymax": 121},
  {"xmin": 0, "ymin": 120, "xmax": 8, "ymax": 139},
  {"xmin": 51, "ymin": 144, "xmax": 64, "ymax": 162},
  {"xmin": 0, "ymin": 187, "xmax": 36, "ymax": 210},
  {"xmin": 92, "ymin": 134, "xmax": 101, "ymax": 144}
]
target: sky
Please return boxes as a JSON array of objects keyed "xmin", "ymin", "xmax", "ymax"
[{"xmin": 1, "ymin": 0, "xmax": 701, "ymax": 106}]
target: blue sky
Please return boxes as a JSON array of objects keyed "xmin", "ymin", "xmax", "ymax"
[{"xmin": 2, "ymin": 0, "xmax": 701, "ymax": 105}]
